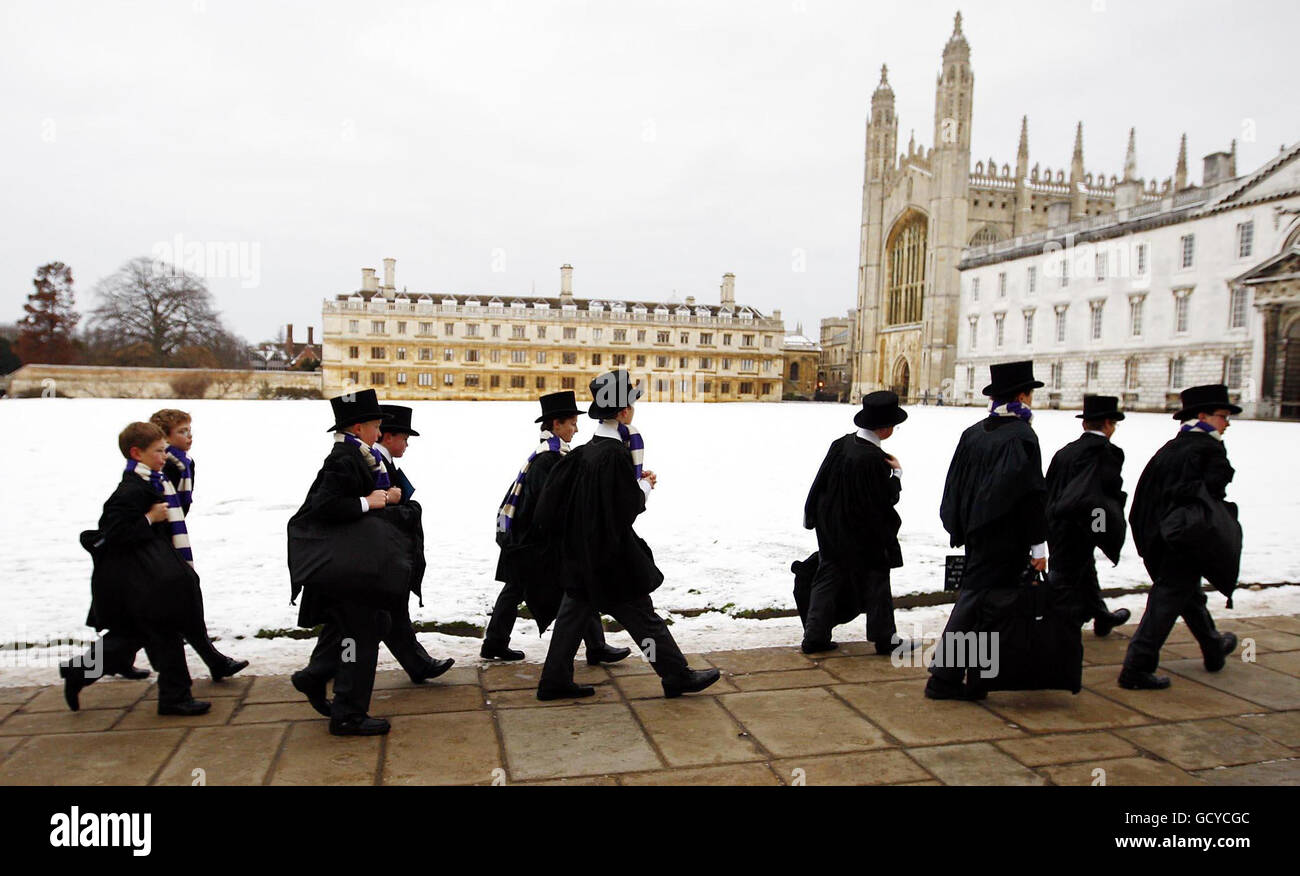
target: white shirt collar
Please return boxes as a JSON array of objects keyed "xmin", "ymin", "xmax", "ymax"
[
  {"xmin": 1084, "ymin": 429, "xmax": 1109, "ymax": 440},
  {"xmin": 375, "ymin": 443, "xmax": 394, "ymax": 463},
  {"xmin": 594, "ymin": 421, "xmax": 622, "ymax": 440},
  {"xmin": 855, "ymin": 427, "xmax": 882, "ymax": 447}
]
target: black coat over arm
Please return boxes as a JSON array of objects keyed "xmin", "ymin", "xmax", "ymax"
[
  {"xmin": 1045, "ymin": 432, "xmax": 1127, "ymax": 565},
  {"xmin": 533, "ymin": 436, "xmax": 663, "ymax": 613},
  {"xmin": 803, "ymin": 434, "xmax": 903, "ymax": 572},
  {"xmin": 494, "ymin": 449, "xmax": 564, "ymax": 632}
]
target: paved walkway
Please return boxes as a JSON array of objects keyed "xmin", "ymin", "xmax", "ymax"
[{"xmin": 1, "ymin": 616, "xmax": 1298, "ymax": 786}]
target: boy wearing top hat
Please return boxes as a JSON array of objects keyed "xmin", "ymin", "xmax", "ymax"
[
  {"xmin": 801, "ymin": 391, "xmax": 922, "ymax": 657},
  {"xmin": 1120, "ymin": 385, "xmax": 1241, "ymax": 690},
  {"xmin": 929, "ymin": 360, "xmax": 1049, "ymax": 700},
  {"xmin": 532, "ymin": 370, "xmax": 719, "ymax": 700},
  {"xmin": 1045, "ymin": 395, "xmax": 1132, "ymax": 637},
  {"xmin": 369, "ymin": 404, "xmax": 455, "ymax": 684},
  {"xmin": 287, "ymin": 389, "xmax": 407, "ymax": 736},
  {"xmin": 484, "ymin": 391, "xmax": 631, "ymax": 666}
]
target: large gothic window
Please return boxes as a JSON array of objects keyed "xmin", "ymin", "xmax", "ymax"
[
  {"xmin": 886, "ymin": 212, "xmax": 927, "ymax": 325},
  {"xmin": 969, "ymin": 225, "xmax": 1000, "ymax": 248}
]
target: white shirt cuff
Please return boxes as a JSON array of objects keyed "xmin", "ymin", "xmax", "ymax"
[
  {"xmin": 360, "ymin": 497, "xmax": 370, "ymax": 512},
  {"xmin": 1030, "ymin": 542, "xmax": 1046, "ymax": 559},
  {"xmin": 638, "ymin": 479, "xmax": 652, "ymax": 499}
]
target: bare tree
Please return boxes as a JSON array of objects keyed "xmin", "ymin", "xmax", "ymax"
[{"xmin": 86, "ymin": 257, "xmax": 229, "ymax": 366}]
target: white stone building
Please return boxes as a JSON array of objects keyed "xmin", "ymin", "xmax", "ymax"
[{"xmin": 954, "ymin": 142, "xmax": 1300, "ymax": 417}]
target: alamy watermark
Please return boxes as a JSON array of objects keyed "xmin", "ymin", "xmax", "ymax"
[{"xmin": 150, "ymin": 233, "xmax": 261, "ymax": 289}]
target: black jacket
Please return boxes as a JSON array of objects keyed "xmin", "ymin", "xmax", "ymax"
[
  {"xmin": 940, "ymin": 416, "xmax": 1047, "ymax": 552},
  {"xmin": 1129, "ymin": 430, "xmax": 1241, "ymax": 599},
  {"xmin": 533, "ymin": 436, "xmax": 663, "ymax": 612},
  {"xmin": 495, "ymin": 449, "xmax": 564, "ymax": 632},
  {"xmin": 804, "ymin": 434, "xmax": 903, "ymax": 571},
  {"xmin": 1045, "ymin": 432, "xmax": 1127, "ymax": 565},
  {"xmin": 81, "ymin": 473, "xmax": 199, "ymax": 633},
  {"xmin": 286, "ymin": 442, "xmax": 415, "ymax": 626}
]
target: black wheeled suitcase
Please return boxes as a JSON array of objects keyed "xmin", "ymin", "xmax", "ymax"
[{"xmin": 976, "ymin": 566, "xmax": 1083, "ymax": 694}]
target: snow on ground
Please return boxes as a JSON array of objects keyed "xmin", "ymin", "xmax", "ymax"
[{"xmin": 2, "ymin": 396, "xmax": 1298, "ymax": 685}]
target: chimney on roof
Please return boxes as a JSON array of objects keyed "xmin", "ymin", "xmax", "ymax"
[
  {"xmin": 1203, "ymin": 150, "xmax": 1234, "ymax": 186},
  {"xmin": 772, "ymin": 309, "xmax": 782, "ymax": 325},
  {"xmin": 560, "ymin": 264, "xmax": 574, "ymax": 302},
  {"xmin": 307, "ymin": 326, "xmax": 314, "ymax": 345},
  {"xmin": 383, "ymin": 257, "xmax": 395, "ymax": 289},
  {"xmin": 685, "ymin": 295, "xmax": 695, "ymax": 306},
  {"xmin": 286, "ymin": 324, "xmax": 295, "ymax": 351},
  {"xmin": 721, "ymin": 273, "xmax": 736, "ymax": 307},
  {"xmin": 362, "ymin": 267, "xmax": 378, "ymax": 293}
]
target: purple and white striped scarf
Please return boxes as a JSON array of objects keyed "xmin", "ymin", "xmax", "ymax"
[
  {"xmin": 497, "ymin": 430, "xmax": 569, "ymax": 533},
  {"xmin": 336, "ymin": 431, "xmax": 392, "ymax": 489},
  {"xmin": 605, "ymin": 420, "xmax": 645, "ymax": 478},
  {"xmin": 126, "ymin": 460, "xmax": 193, "ymax": 566},
  {"xmin": 1180, "ymin": 419, "xmax": 1224, "ymax": 441},
  {"xmin": 165, "ymin": 446, "xmax": 194, "ymax": 508},
  {"xmin": 989, "ymin": 400, "xmax": 1033, "ymax": 423}
]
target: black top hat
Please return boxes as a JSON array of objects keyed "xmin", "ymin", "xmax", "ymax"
[
  {"xmin": 1172, "ymin": 384, "xmax": 1242, "ymax": 421},
  {"xmin": 379, "ymin": 404, "xmax": 420, "ymax": 437},
  {"xmin": 588, "ymin": 369, "xmax": 643, "ymax": 420},
  {"xmin": 982, "ymin": 360, "xmax": 1045, "ymax": 398},
  {"xmin": 535, "ymin": 391, "xmax": 581, "ymax": 424},
  {"xmin": 854, "ymin": 390, "xmax": 909, "ymax": 430},
  {"xmin": 326, "ymin": 388, "xmax": 386, "ymax": 432},
  {"xmin": 1076, "ymin": 395, "xmax": 1126, "ymax": 422}
]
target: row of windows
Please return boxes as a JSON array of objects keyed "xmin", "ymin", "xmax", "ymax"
[
  {"xmin": 344, "ymin": 346, "xmax": 771, "ymax": 371},
  {"xmin": 344, "ymin": 370, "xmax": 773, "ymax": 395},
  {"xmin": 970, "ymin": 222, "xmax": 1257, "ymax": 303},
  {"xmin": 967, "ymin": 287, "xmax": 1249, "ymax": 351},
  {"xmin": 965, "ymin": 355, "xmax": 1245, "ymax": 392},
  {"xmin": 344, "ymin": 320, "xmax": 771, "ymax": 347}
]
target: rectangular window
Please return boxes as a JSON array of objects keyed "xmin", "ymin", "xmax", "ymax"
[
  {"xmin": 442, "ymin": 373, "xmax": 454, "ymax": 386},
  {"xmin": 1226, "ymin": 355, "xmax": 1244, "ymax": 388},
  {"xmin": 1051, "ymin": 362, "xmax": 1062, "ymax": 390},
  {"xmin": 418, "ymin": 322, "xmax": 432, "ymax": 335},
  {"xmin": 491, "ymin": 324, "xmax": 501, "ymax": 338},
  {"xmin": 396, "ymin": 347, "xmax": 406, "ymax": 361},
  {"xmin": 612, "ymin": 354, "xmax": 626, "ymax": 366},
  {"xmin": 370, "ymin": 372, "xmax": 385, "ymax": 385},
  {"xmin": 1061, "ymin": 260, "xmax": 1070, "ymax": 287},
  {"xmin": 512, "ymin": 325, "xmax": 526, "ymax": 339},
  {"xmin": 396, "ymin": 371, "xmax": 407, "ymax": 385},
  {"xmin": 1027, "ymin": 266, "xmax": 1037, "ymax": 294},
  {"xmin": 1180, "ymin": 235, "xmax": 1195, "ymax": 269},
  {"xmin": 417, "ymin": 372, "xmax": 432, "ymax": 387},
  {"xmin": 1136, "ymin": 243, "xmax": 1148, "ymax": 276},
  {"xmin": 465, "ymin": 349, "xmax": 480, "ymax": 363},
  {"xmin": 444, "ymin": 323, "xmax": 454, "ymax": 336},
  {"xmin": 372, "ymin": 321, "xmax": 386, "ymax": 334},
  {"xmin": 739, "ymin": 381, "xmax": 754, "ymax": 394},
  {"xmin": 635, "ymin": 354, "xmax": 646, "ymax": 367},
  {"xmin": 679, "ymin": 357, "xmax": 688, "ymax": 368},
  {"xmin": 536, "ymin": 351, "xmax": 547, "ymax": 364},
  {"xmin": 1095, "ymin": 253, "xmax": 1107, "ymax": 281},
  {"xmin": 994, "ymin": 313, "xmax": 1005, "ymax": 348},
  {"xmin": 592, "ymin": 328, "xmax": 603, "ymax": 341},
  {"xmin": 699, "ymin": 357, "xmax": 712, "ymax": 369},
  {"xmin": 1055, "ymin": 308, "xmax": 1067, "ymax": 343},
  {"xmin": 371, "ymin": 346, "xmax": 386, "ymax": 359},
  {"xmin": 1090, "ymin": 302, "xmax": 1104, "ymax": 341},
  {"xmin": 510, "ymin": 376, "xmax": 526, "ymax": 389},
  {"xmin": 1125, "ymin": 358, "xmax": 1140, "ymax": 390},
  {"xmin": 656, "ymin": 356, "xmax": 668, "ymax": 368},
  {"xmin": 1129, "ymin": 297, "xmax": 1144, "ymax": 337},
  {"xmin": 419, "ymin": 347, "xmax": 432, "ymax": 361},
  {"xmin": 1229, "ymin": 287, "xmax": 1248, "ymax": 329},
  {"xmin": 1237, "ymin": 221, "xmax": 1254, "ymax": 259},
  {"xmin": 397, "ymin": 321, "xmax": 407, "ymax": 335},
  {"xmin": 490, "ymin": 375, "xmax": 501, "ymax": 388},
  {"xmin": 700, "ymin": 332, "xmax": 713, "ymax": 345},
  {"xmin": 680, "ymin": 333, "xmax": 690, "ymax": 345},
  {"xmin": 348, "ymin": 345, "xmax": 359, "ymax": 359},
  {"xmin": 636, "ymin": 330, "xmax": 647, "ymax": 342},
  {"xmin": 1174, "ymin": 292, "xmax": 1190, "ymax": 334},
  {"xmin": 764, "ymin": 336, "xmax": 772, "ymax": 347},
  {"xmin": 1023, "ymin": 311, "xmax": 1034, "ymax": 345},
  {"xmin": 721, "ymin": 358, "xmax": 732, "ymax": 370},
  {"xmin": 741, "ymin": 358, "xmax": 755, "ymax": 371},
  {"xmin": 972, "ymin": 277, "xmax": 980, "ymax": 301},
  {"xmin": 489, "ymin": 350, "xmax": 501, "ymax": 363},
  {"xmin": 562, "ymin": 352, "xmax": 577, "ymax": 365},
  {"xmin": 443, "ymin": 348, "xmax": 454, "ymax": 361},
  {"xmin": 742, "ymin": 333, "xmax": 754, "ymax": 346},
  {"xmin": 465, "ymin": 324, "xmax": 479, "ymax": 337},
  {"xmin": 591, "ymin": 353, "xmax": 602, "ymax": 366},
  {"xmin": 1086, "ymin": 360, "xmax": 1099, "ymax": 386},
  {"xmin": 561, "ymin": 377, "xmax": 575, "ymax": 390},
  {"xmin": 968, "ymin": 316, "xmax": 978, "ymax": 351},
  {"xmin": 348, "ymin": 370, "xmax": 360, "ymax": 385},
  {"xmin": 563, "ymin": 327, "xmax": 577, "ymax": 339},
  {"xmin": 349, "ymin": 320, "xmax": 360, "ymax": 333},
  {"xmin": 535, "ymin": 376, "xmax": 546, "ymax": 389},
  {"xmin": 998, "ymin": 273, "xmax": 1007, "ymax": 297},
  {"xmin": 660, "ymin": 331, "xmax": 673, "ymax": 344},
  {"xmin": 614, "ymin": 329, "xmax": 627, "ymax": 342},
  {"xmin": 537, "ymin": 326, "xmax": 547, "ymax": 339},
  {"xmin": 721, "ymin": 382, "xmax": 731, "ymax": 394},
  {"xmin": 723, "ymin": 333, "xmax": 733, "ymax": 346},
  {"xmin": 511, "ymin": 350, "xmax": 526, "ymax": 364},
  {"xmin": 465, "ymin": 374, "xmax": 480, "ymax": 387},
  {"xmin": 703, "ymin": 381, "xmax": 713, "ymax": 393},
  {"xmin": 1169, "ymin": 357, "xmax": 1185, "ymax": 388}
]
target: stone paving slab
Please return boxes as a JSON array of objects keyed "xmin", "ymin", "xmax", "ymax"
[
  {"xmin": 1116, "ymin": 719, "xmax": 1294, "ymax": 771},
  {"xmin": 833, "ymin": 680, "xmax": 1023, "ymax": 746},
  {"xmin": 0, "ymin": 728, "xmax": 185, "ymax": 785},
  {"xmin": 2, "ymin": 615, "xmax": 1299, "ymax": 786},
  {"xmin": 1041, "ymin": 756, "xmax": 1204, "ymax": 786},
  {"xmin": 154, "ymin": 724, "xmax": 288, "ymax": 786},
  {"xmin": 906, "ymin": 742, "xmax": 1046, "ymax": 785}
]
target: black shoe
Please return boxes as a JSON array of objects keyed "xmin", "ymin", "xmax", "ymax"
[
  {"xmin": 923, "ymin": 677, "xmax": 986, "ymax": 701},
  {"xmin": 411, "ymin": 657, "xmax": 455, "ymax": 683},
  {"xmin": 480, "ymin": 642, "xmax": 525, "ymax": 661},
  {"xmin": 211, "ymin": 658, "xmax": 249, "ymax": 682},
  {"xmin": 329, "ymin": 714, "xmax": 391, "ymax": 736},
  {"xmin": 114, "ymin": 665, "xmax": 151, "ymax": 680},
  {"xmin": 1204, "ymin": 632, "xmax": 1238, "ymax": 673},
  {"xmin": 59, "ymin": 663, "xmax": 88, "ymax": 712},
  {"xmin": 876, "ymin": 637, "xmax": 924, "ymax": 657},
  {"xmin": 662, "ymin": 668, "xmax": 721, "ymax": 698},
  {"xmin": 586, "ymin": 645, "xmax": 632, "ymax": 666},
  {"xmin": 801, "ymin": 641, "xmax": 838, "ymax": 655},
  {"xmin": 537, "ymin": 683, "xmax": 596, "ymax": 701},
  {"xmin": 1118, "ymin": 669, "xmax": 1172, "ymax": 690},
  {"xmin": 1093, "ymin": 608, "xmax": 1132, "ymax": 638},
  {"xmin": 158, "ymin": 698, "xmax": 212, "ymax": 716},
  {"xmin": 292, "ymin": 670, "xmax": 332, "ymax": 717}
]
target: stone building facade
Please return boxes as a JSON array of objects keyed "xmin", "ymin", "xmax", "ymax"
[
  {"xmin": 954, "ymin": 143, "xmax": 1300, "ymax": 417},
  {"xmin": 853, "ymin": 12, "xmax": 1187, "ymax": 405},
  {"xmin": 781, "ymin": 328, "xmax": 821, "ymax": 399},
  {"xmin": 819, "ymin": 309, "xmax": 857, "ymax": 401},
  {"xmin": 321, "ymin": 261, "xmax": 790, "ymax": 403}
]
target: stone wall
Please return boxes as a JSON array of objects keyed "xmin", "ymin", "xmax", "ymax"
[{"xmin": 4, "ymin": 364, "xmax": 322, "ymax": 400}]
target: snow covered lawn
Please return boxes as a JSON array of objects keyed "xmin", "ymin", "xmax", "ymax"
[{"xmin": 2, "ymin": 397, "xmax": 1297, "ymax": 684}]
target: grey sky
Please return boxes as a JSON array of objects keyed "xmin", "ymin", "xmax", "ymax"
[{"xmin": 2, "ymin": 0, "xmax": 1297, "ymax": 344}]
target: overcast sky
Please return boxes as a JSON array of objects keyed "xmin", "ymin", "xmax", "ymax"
[{"xmin": 2, "ymin": 0, "xmax": 1297, "ymax": 344}]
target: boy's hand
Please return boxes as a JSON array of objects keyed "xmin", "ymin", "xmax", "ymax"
[
  {"xmin": 642, "ymin": 470, "xmax": 657, "ymax": 488},
  {"xmin": 146, "ymin": 503, "xmax": 170, "ymax": 523},
  {"xmin": 366, "ymin": 490, "xmax": 388, "ymax": 510},
  {"xmin": 885, "ymin": 454, "xmax": 902, "ymax": 471},
  {"xmin": 386, "ymin": 487, "xmax": 402, "ymax": 504}
]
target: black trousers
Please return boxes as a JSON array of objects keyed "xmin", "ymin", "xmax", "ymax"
[
  {"xmin": 929, "ymin": 535, "xmax": 1027, "ymax": 686},
  {"xmin": 383, "ymin": 598, "xmax": 436, "ymax": 679},
  {"xmin": 301, "ymin": 601, "xmax": 389, "ymax": 719},
  {"xmin": 486, "ymin": 578, "xmax": 607, "ymax": 653},
  {"xmin": 122, "ymin": 590, "xmax": 229, "ymax": 675},
  {"xmin": 802, "ymin": 557, "xmax": 898, "ymax": 647},
  {"xmin": 540, "ymin": 593, "xmax": 686, "ymax": 689},
  {"xmin": 1123, "ymin": 551, "xmax": 1221, "ymax": 674},
  {"xmin": 77, "ymin": 627, "xmax": 193, "ymax": 704},
  {"xmin": 1048, "ymin": 534, "xmax": 1111, "ymax": 625}
]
